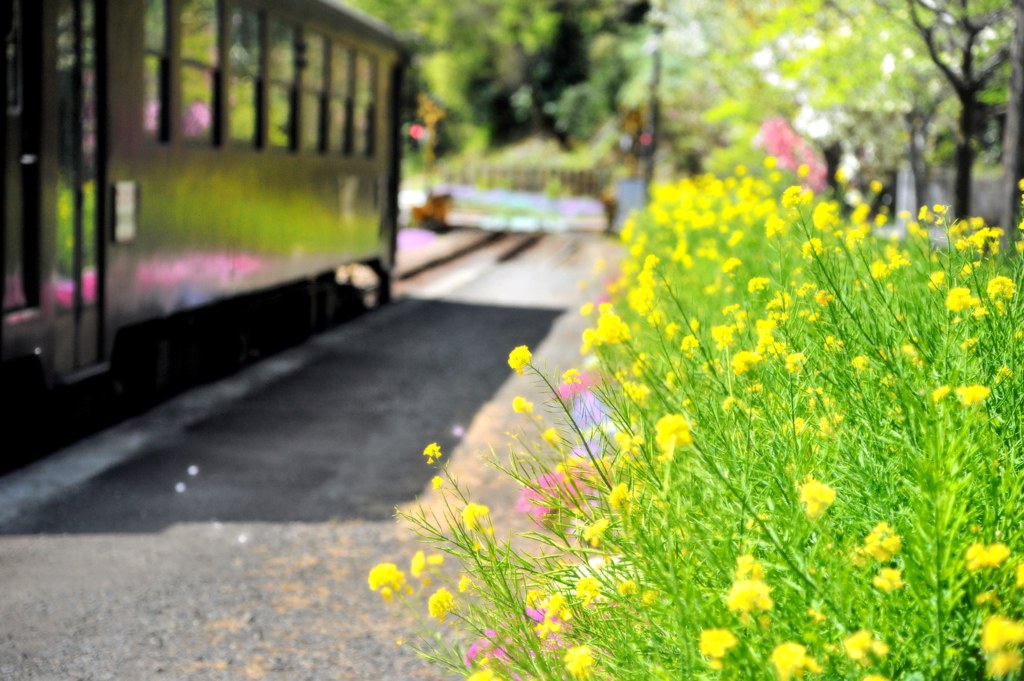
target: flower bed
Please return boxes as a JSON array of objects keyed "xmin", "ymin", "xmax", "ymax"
[{"xmin": 371, "ymin": 165, "xmax": 1024, "ymax": 680}]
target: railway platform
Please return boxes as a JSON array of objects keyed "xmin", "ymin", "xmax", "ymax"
[{"xmin": 0, "ymin": 230, "xmax": 622, "ymax": 680}]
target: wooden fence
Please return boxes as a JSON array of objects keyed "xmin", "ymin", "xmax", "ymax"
[{"xmin": 439, "ymin": 165, "xmax": 610, "ymax": 198}]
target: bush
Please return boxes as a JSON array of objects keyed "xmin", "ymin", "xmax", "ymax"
[{"xmin": 371, "ymin": 164, "xmax": 1024, "ymax": 681}]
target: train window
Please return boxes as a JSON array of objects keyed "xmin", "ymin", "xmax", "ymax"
[
  {"xmin": 268, "ymin": 20, "xmax": 295, "ymax": 149},
  {"xmin": 143, "ymin": 0, "xmax": 169, "ymax": 140},
  {"xmin": 299, "ymin": 32, "xmax": 326, "ymax": 153},
  {"xmin": 229, "ymin": 7, "xmax": 261, "ymax": 147},
  {"xmin": 328, "ymin": 44, "xmax": 352, "ymax": 155},
  {"xmin": 180, "ymin": 0, "xmax": 219, "ymax": 144},
  {"xmin": 353, "ymin": 53, "xmax": 375, "ymax": 157}
]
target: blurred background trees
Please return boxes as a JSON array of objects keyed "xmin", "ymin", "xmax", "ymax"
[{"xmin": 342, "ymin": 0, "xmax": 1019, "ymax": 226}]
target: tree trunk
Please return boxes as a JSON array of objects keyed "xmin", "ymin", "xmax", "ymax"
[
  {"xmin": 1001, "ymin": 0, "xmax": 1024, "ymax": 236},
  {"xmin": 906, "ymin": 111, "xmax": 930, "ymax": 212},
  {"xmin": 823, "ymin": 141, "xmax": 842, "ymax": 196},
  {"xmin": 955, "ymin": 88, "xmax": 975, "ymax": 219}
]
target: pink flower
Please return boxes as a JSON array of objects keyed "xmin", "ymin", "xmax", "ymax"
[{"xmin": 756, "ymin": 117, "xmax": 826, "ymax": 192}]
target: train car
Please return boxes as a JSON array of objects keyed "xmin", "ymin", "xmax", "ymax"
[{"xmin": 2, "ymin": 0, "xmax": 404, "ymax": 463}]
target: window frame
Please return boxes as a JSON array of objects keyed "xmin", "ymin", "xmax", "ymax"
[
  {"xmin": 353, "ymin": 51, "xmax": 376, "ymax": 159},
  {"xmin": 143, "ymin": 0, "xmax": 171, "ymax": 143},
  {"xmin": 297, "ymin": 29, "xmax": 327, "ymax": 154},
  {"xmin": 177, "ymin": 0, "xmax": 221, "ymax": 146},
  {"xmin": 226, "ymin": 2, "xmax": 264, "ymax": 149},
  {"xmin": 266, "ymin": 17, "xmax": 297, "ymax": 151}
]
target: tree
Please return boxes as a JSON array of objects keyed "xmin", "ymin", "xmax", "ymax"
[
  {"xmin": 892, "ymin": 0, "xmax": 1012, "ymax": 217},
  {"xmin": 1002, "ymin": 0, "xmax": 1024, "ymax": 234}
]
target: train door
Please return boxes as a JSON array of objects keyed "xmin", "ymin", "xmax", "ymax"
[
  {"xmin": 3, "ymin": 0, "xmax": 41, "ymax": 318},
  {"xmin": 52, "ymin": 0, "xmax": 102, "ymax": 374}
]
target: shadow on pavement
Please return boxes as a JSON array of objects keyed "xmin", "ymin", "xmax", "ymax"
[{"xmin": 1, "ymin": 299, "xmax": 561, "ymax": 534}]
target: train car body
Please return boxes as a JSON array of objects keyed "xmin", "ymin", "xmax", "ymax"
[{"xmin": 2, "ymin": 0, "xmax": 404, "ymax": 458}]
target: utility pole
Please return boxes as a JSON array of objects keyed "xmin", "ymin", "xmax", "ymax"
[{"xmin": 643, "ymin": 12, "xmax": 662, "ymax": 201}]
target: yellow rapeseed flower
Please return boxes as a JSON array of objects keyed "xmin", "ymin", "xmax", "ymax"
[
  {"xmin": 410, "ymin": 550, "xmax": 426, "ymax": 578},
  {"xmin": 368, "ymin": 562, "xmax": 406, "ymax": 596},
  {"xmin": 782, "ymin": 186, "xmax": 813, "ymax": 209},
  {"xmin": 726, "ymin": 579, "xmax": 773, "ymax": 614},
  {"xmin": 982, "ymin": 615, "xmax": 1024, "ymax": 654},
  {"xmin": 735, "ymin": 554, "xmax": 765, "ymax": 580},
  {"xmin": 851, "ymin": 355, "xmax": 869, "ymax": 373},
  {"xmin": 512, "ymin": 396, "xmax": 534, "ymax": 414},
  {"xmin": 785, "ymin": 352, "xmax": 807, "ymax": 374},
  {"xmin": 766, "ymin": 214, "xmax": 787, "ymax": 238},
  {"xmin": 655, "ymin": 414, "xmax": 692, "ymax": 460},
  {"xmin": 798, "ymin": 476, "xmax": 836, "ymax": 519},
  {"xmin": 542, "ymin": 427, "xmax": 561, "ymax": 445},
  {"xmin": 863, "ymin": 522, "xmax": 902, "ymax": 562},
  {"xmin": 722, "ymin": 257, "xmax": 742, "ymax": 273},
  {"xmin": 608, "ymin": 483, "xmax": 630, "ymax": 510},
  {"xmin": 427, "ymin": 587, "xmax": 456, "ymax": 622},
  {"xmin": 749, "ymin": 276, "xmax": 771, "ymax": 293},
  {"xmin": 873, "ymin": 567, "xmax": 904, "ymax": 593},
  {"xmin": 594, "ymin": 309, "xmax": 631, "ymax": 345},
  {"xmin": 988, "ymin": 650, "xmax": 1023, "ymax": 678},
  {"xmin": 712, "ymin": 324, "xmax": 737, "ymax": 350},
  {"xmin": 946, "ymin": 287, "xmax": 980, "ymax": 312},
  {"xmin": 467, "ymin": 669, "xmax": 497, "ymax": 681},
  {"xmin": 423, "ymin": 442, "xmax": 442, "ymax": 465},
  {"xmin": 564, "ymin": 645, "xmax": 595, "ymax": 680},
  {"xmin": 508, "ymin": 345, "xmax": 532, "ymax": 375},
  {"xmin": 802, "ymin": 238, "xmax": 824, "ymax": 259},
  {"xmin": 562, "ymin": 368, "xmax": 582, "ymax": 385},
  {"xmin": 582, "ymin": 518, "xmax": 610, "ymax": 547},
  {"xmin": 931, "ymin": 385, "xmax": 951, "ymax": 403},
  {"xmin": 732, "ymin": 350, "xmax": 763, "ymax": 375},
  {"xmin": 432, "ymin": 476, "xmax": 443, "ymax": 490},
  {"xmin": 575, "ymin": 576, "xmax": 601, "ymax": 606},
  {"xmin": 813, "ymin": 202, "xmax": 840, "ymax": 231},
  {"xmin": 843, "ymin": 630, "xmax": 889, "ymax": 666},
  {"xmin": 617, "ymin": 579, "xmax": 639, "ymax": 596},
  {"xmin": 699, "ymin": 628, "xmax": 738, "ymax": 668},
  {"xmin": 956, "ymin": 384, "xmax": 991, "ymax": 407},
  {"xmin": 988, "ymin": 276, "xmax": 1016, "ymax": 301},
  {"xmin": 966, "ymin": 542, "xmax": 1010, "ymax": 571},
  {"xmin": 462, "ymin": 503, "xmax": 490, "ymax": 531},
  {"xmin": 770, "ymin": 642, "xmax": 821, "ymax": 680}
]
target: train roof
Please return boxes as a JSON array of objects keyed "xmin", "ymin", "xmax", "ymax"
[{"xmin": 312, "ymin": 0, "xmax": 406, "ymax": 54}]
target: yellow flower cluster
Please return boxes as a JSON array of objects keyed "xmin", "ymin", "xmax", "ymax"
[
  {"xmin": 699, "ymin": 628, "xmax": 738, "ymax": 669},
  {"xmin": 966, "ymin": 543, "xmax": 1011, "ymax": 572},
  {"xmin": 428, "ymin": 587, "xmax": 455, "ymax": 622},
  {"xmin": 507, "ymin": 345, "xmax": 532, "ymax": 375},
  {"xmin": 564, "ymin": 645, "xmax": 595, "ymax": 679},
  {"xmin": 982, "ymin": 615, "xmax": 1024, "ymax": 677},
  {"xmin": 654, "ymin": 413, "xmax": 692, "ymax": 460},
  {"xmin": 368, "ymin": 562, "xmax": 407, "ymax": 602},
  {"xmin": 423, "ymin": 442, "xmax": 442, "ymax": 465},
  {"xmin": 462, "ymin": 503, "xmax": 490, "ymax": 531},
  {"xmin": 843, "ymin": 630, "xmax": 890, "ymax": 666},
  {"xmin": 798, "ymin": 475, "xmax": 836, "ymax": 519},
  {"xmin": 727, "ymin": 555, "xmax": 773, "ymax": 618},
  {"xmin": 770, "ymin": 641, "xmax": 822, "ymax": 680},
  {"xmin": 853, "ymin": 522, "xmax": 903, "ymax": 565}
]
